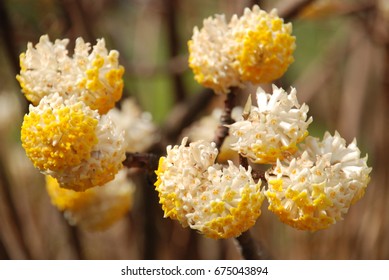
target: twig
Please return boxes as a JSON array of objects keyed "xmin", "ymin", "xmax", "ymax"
[
  {"xmin": 122, "ymin": 152, "xmax": 159, "ymax": 172},
  {"xmin": 58, "ymin": 0, "xmax": 95, "ymax": 43},
  {"xmin": 162, "ymin": 88, "xmax": 214, "ymax": 145},
  {"xmin": 235, "ymin": 230, "xmax": 269, "ymax": 260},
  {"xmin": 164, "ymin": 0, "xmax": 186, "ymax": 103},
  {"xmin": 213, "ymin": 90, "xmax": 237, "ymax": 150},
  {"xmin": 278, "ymin": 0, "xmax": 316, "ymax": 22},
  {"xmin": 67, "ymin": 225, "xmax": 85, "ymax": 260},
  {"xmin": 0, "ymin": 0, "xmax": 19, "ymax": 76},
  {"xmin": 0, "ymin": 235, "xmax": 10, "ymax": 259}
]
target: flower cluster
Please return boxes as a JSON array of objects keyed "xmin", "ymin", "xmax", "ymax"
[
  {"xmin": 18, "ymin": 35, "xmax": 134, "ymax": 230},
  {"xmin": 19, "ymin": 36, "xmax": 126, "ymax": 192},
  {"xmin": 46, "ymin": 169, "xmax": 134, "ymax": 231},
  {"xmin": 229, "ymin": 85, "xmax": 312, "ymax": 164},
  {"xmin": 183, "ymin": 5, "xmax": 372, "ymax": 234},
  {"xmin": 188, "ymin": 5, "xmax": 295, "ymax": 94},
  {"xmin": 17, "ymin": 35, "xmax": 124, "ymax": 114},
  {"xmin": 155, "ymin": 138, "xmax": 264, "ymax": 239},
  {"xmin": 265, "ymin": 132, "xmax": 371, "ymax": 231},
  {"xmin": 108, "ymin": 98, "xmax": 158, "ymax": 153}
]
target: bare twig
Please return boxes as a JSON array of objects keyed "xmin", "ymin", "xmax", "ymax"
[
  {"xmin": 122, "ymin": 152, "xmax": 159, "ymax": 172},
  {"xmin": 164, "ymin": 0, "xmax": 187, "ymax": 102},
  {"xmin": 0, "ymin": 0, "xmax": 19, "ymax": 76},
  {"xmin": 162, "ymin": 88, "xmax": 214, "ymax": 145},
  {"xmin": 213, "ymin": 90, "xmax": 237, "ymax": 150},
  {"xmin": 67, "ymin": 225, "xmax": 85, "ymax": 260},
  {"xmin": 278, "ymin": 0, "xmax": 316, "ymax": 22},
  {"xmin": 235, "ymin": 230, "xmax": 269, "ymax": 260},
  {"xmin": 58, "ymin": 0, "xmax": 95, "ymax": 43}
]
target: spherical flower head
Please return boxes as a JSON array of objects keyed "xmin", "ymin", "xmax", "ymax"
[
  {"xmin": 188, "ymin": 15, "xmax": 241, "ymax": 94},
  {"xmin": 21, "ymin": 93, "xmax": 126, "ymax": 191},
  {"xmin": 21, "ymin": 93, "xmax": 99, "ymax": 172},
  {"xmin": 229, "ymin": 85, "xmax": 312, "ymax": 164},
  {"xmin": 107, "ymin": 98, "xmax": 158, "ymax": 152},
  {"xmin": 265, "ymin": 131, "xmax": 372, "ymax": 231},
  {"xmin": 46, "ymin": 169, "xmax": 134, "ymax": 231},
  {"xmin": 230, "ymin": 5, "xmax": 295, "ymax": 84},
  {"xmin": 17, "ymin": 34, "xmax": 124, "ymax": 114},
  {"xmin": 155, "ymin": 138, "xmax": 264, "ymax": 239}
]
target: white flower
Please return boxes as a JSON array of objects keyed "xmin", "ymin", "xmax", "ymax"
[
  {"xmin": 155, "ymin": 138, "xmax": 264, "ymax": 239},
  {"xmin": 265, "ymin": 131, "xmax": 372, "ymax": 231},
  {"xmin": 229, "ymin": 85, "xmax": 312, "ymax": 163},
  {"xmin": 188, "ymin": 15, "xmax": 240, "ymax": 94},
  {"xmin": 17, "ymin": 35, "xmax": 124, "ymax": 114},
  {"xmin": 108, "ymin": 98, "xmax": 158, "ymax": 152}
]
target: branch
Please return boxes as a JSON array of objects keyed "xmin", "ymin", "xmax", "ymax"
[
  {"xmin": 122, "ymin": 152, "xmax": 159, "ymax": 172},
  {"xmin": 213, "ymin": 90, "xmax": 237, "ymax": 150},
  {"xmin": 164, "ymin": 0, "xmax": 187, "ymax": 103},
  {"xmin": 278, "ymin": 0, "xmax": 316, "ymax": 22},
  {"xmin": 235, "ymin": 230, "xmax": 270, "ymax": 260}
]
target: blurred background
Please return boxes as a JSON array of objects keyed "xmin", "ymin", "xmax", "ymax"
[{"xmin": 0, "ymin": 0, "xmax": 388, "ymax": 259}]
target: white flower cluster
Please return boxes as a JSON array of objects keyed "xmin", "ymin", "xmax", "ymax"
[
  {"xmin": 188, "ymin": 15, "xmax": 240, "ymax": 94},
  {"xmin": 155, "ymin": 138, "xmax": 264, "ymax": 239},
  {"xmin": 108, "ymin": 98, "xmax": 158, "ymax": 152},
  {"xmin": 17, "ymin": 35, "xmax": 124, "ymax": 114},
  {"xmin": 188, "ymin": 5, "xmax": 295, "ymax": 94},
  {"xmin": 229, "ymin": 85, "xmax": 312, "ymax": 164},
  {"xmin": 265, "ymin": 132, "xmax": 371, "ymax": 231}
]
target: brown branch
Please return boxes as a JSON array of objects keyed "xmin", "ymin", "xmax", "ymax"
[
  {"xmin": 164, "ymin": 0, "xmax": 186, "ymax": 103},
  {"xmin": 162, "ymin": 88, "xmax": 214, "ymax": 145},
  {"xmin": 235, "ymin": 230, "xmax": 270, "ymax": 260},
  {"xmin": 278, "ymin": 0, "xmax": 316, "ymax": 22},
  {"xmin": 213, "ymin": 90, "xmax": 237, "ymax": 150},
  {"xmin": 122, "ymin": 152, "xmax": 159, "ymax": 172},
  {"xmin": 0, "ymin": 0, "xmax": 19, "ymax": 76},
  {"xmin": 58, "ymin": 0, "xmax": 96, "ymax": 43}
]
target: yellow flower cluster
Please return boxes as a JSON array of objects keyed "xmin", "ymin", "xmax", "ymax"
[{"xmin": 188, "ymin": 5, "xmax": 295, "ymax": 94}]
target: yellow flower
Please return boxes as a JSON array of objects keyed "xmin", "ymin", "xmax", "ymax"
[
  {"xmin": 155, "ymin": 138, "xmax": 264, "ymax": 239},
  {"xmin": 46, "ymin": 169, "xmax": 134, "ymax": 231},
  {"xmin": 21, "ymin": 93, "xmax": 126, "ymax": 191},
  {"xmin": 265, "ymin": 132, "xmax": 372, "ymax": 231},
  {"xmin": 17, "ymin": 35, "xmax": 124, "ymax": 114},
  {"xmin": 231, "ymin": 6, "xmax": 295, "ymax": 84}
]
